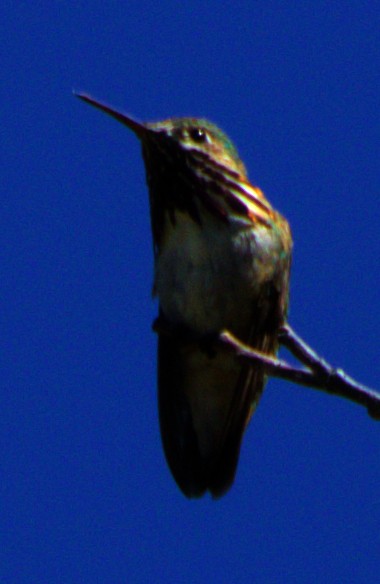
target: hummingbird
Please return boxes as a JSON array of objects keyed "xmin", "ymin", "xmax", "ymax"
[{"xmin": 76, "ymin": 91, "xmax": 292, "ymax": 498}]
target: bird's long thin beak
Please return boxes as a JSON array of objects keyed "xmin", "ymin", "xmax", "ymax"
[{"xmin": 74, "ymin": 91, "xmax": 146, "ymax": 138}]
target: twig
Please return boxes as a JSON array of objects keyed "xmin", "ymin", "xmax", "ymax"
[
  {"xmin": 153, "ymin": 316, "xmax": 380, "ymax": 420},
  {"xmin": 219, "ymin": 325, "xmax": 380, "ymax": 420}
]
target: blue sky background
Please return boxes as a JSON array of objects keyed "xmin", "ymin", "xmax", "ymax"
[{"xmin": 2, "ymin": 3, "xmax": 380, "ymax": 582}]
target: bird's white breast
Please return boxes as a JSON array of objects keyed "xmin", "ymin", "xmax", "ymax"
[{"xmin": 155, "ymin": 210, "xmax": 264, "ymax": 334}]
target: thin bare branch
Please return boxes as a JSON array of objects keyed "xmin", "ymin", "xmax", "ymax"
[
  {"xmin": 219, "ymin": 326, "xmax": 380, "ymax": 420},
  {"xmin": 153, "ymin": 316, "xmax": 380, "ymax": 420}
]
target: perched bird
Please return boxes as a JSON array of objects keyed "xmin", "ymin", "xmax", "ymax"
[{"xmin": 76, "ymin": 92, "xmax": 292, "ymax": 498}]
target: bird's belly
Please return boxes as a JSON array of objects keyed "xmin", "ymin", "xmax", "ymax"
[{"xmin": 155, "ymin": 212, "xmax": 256, "ymax": 334}]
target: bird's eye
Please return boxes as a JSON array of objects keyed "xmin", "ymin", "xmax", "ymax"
[{"xmin": 190, "ymin": 128, "xmax": 208, "ymax": 143}]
